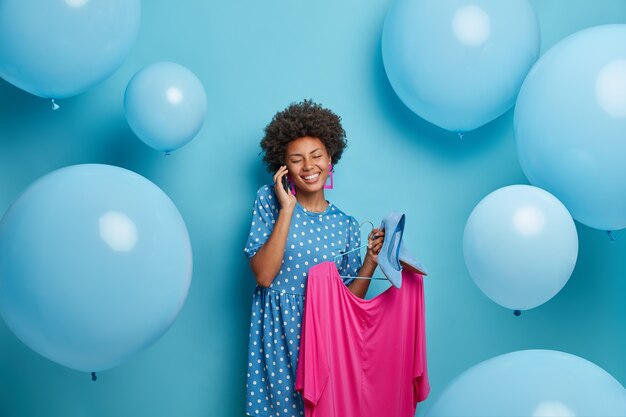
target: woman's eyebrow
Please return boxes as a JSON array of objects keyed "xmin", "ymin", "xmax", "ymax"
[{"xmin": 287, "ymin": 148, "xmax": 322, "ymax": 157}]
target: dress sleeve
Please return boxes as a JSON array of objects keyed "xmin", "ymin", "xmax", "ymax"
[
  {"xmin": 243, "ymin": 185, "xmax": 279, "ymax": 259},
  {"xmin": 295, "ymin": 270, "xmax": 330, "ymax": 406},
  {"xmin": 337, "ymin": 216, "xmax": 362, "ymax": 285}
]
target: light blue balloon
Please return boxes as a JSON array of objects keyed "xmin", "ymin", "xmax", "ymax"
[
  {"xmin": 124, "ymin": 62, "xmax": 208, "ymax": 153},
  {"xmin": 425, "ymin": 350, "xmax": 626, "ymax": 417},
  {"xmin": 515, "ymin": 25, "xmax": 626, "ymax": 231},
  {"xmin": 0, "ymin": 0, "xmax": 140, "ymax": 99},
  {"xmin": 463, "ymin": 185, "xmax": 578, "ymax": 310},
  {"xmin": 382, "ymin": 0, "xmax": 540, "ymax": 132},
  {"xmin": 0, "ymin": 164, "xmax": 192, "ymax": 372}
]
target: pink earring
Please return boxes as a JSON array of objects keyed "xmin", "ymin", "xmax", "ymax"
[{"xmin": 324, "ymin": 164, "xmax": 334, "ymax": 190}]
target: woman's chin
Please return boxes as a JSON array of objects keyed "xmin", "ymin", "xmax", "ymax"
[{"xmin": 296, "ymin": 181, "xmax": 324, "ymax": 194}]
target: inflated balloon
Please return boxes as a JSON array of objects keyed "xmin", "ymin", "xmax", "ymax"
[
  {"xmin": 515, "ymin": 25, "xmax": 626, "ymax": 231},
  {"xmin": 124, "ymin": 62, "xmax": 207, "ymax": 153},
  {"xmin": 425, "ymin": 350, "xmax": 626, "ymax": 417},
  {"xmin": 0, "ymin": 0, "xmax": 140, "ymax": 99},
  {"xmin": 382, "ymin": 0, "xmax": 540, "ymax": 132},
  {"xmin": 463, "ymin": 185, "xmax": 578, "ymax": 311},
  {"xmin": 0, "ymin": 164, "xmax": 192, "ymax": 372}
]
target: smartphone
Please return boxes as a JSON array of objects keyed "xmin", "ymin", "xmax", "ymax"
[{"xmin": 282, "ymin": 175, "xmax": 291, "ymax": 194}]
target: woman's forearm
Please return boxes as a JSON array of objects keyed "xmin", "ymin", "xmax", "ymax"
[{"xmin": 348, "ymin": 255, "xmax": 377, "ymax": 298}]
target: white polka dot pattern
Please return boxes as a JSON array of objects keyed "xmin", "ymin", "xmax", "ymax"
[{"xmin": 244, "ymin": 185, "xmax": 362, "ymax": 416}]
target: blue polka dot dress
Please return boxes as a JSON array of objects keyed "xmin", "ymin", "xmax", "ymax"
[{"xmin": 244, "ymin": 185, "xmax": 362, "ymax": 417}]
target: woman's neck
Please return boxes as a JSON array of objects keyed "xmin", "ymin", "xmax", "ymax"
[{"xmin": 296, "ymin": 190, "xmax": 328, "ymax": 213}]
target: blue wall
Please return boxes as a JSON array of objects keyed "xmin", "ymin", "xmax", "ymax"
[{"xmin": 1, "ymin": 1, "xmax": 625, "ymax": 416}]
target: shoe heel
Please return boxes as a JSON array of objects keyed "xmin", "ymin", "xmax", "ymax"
[{"xmin": 399, "ymin": 246, "xmax": 428, "ymax": 276}]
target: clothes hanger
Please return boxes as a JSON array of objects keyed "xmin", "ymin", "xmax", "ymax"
[{"xmin": 334, "ymin": 221, "xmax": 388, "ymax": 281}]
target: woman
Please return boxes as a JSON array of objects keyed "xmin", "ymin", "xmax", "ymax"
[{"xmin": 244, "ymin": 100, "xmax": 384, "ymax": 417}]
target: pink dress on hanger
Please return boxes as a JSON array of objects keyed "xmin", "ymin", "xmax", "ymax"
[{"xmin": 295, "ymin": 261, "xmax": 429, "ymax": 417}]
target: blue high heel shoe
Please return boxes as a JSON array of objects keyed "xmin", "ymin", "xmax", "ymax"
[{"xmin": 377, "ymin": 211, "xmax": 428, "ymax": 288}]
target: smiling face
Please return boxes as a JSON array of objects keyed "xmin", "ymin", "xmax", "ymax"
[{"xmin": 285, "ymin": 136, "xmax": 332, "ymax": 195}]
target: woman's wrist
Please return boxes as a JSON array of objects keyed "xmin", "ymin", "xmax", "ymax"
[
  {"xmin": 362, "ymin": 254, "xmax": 377, "ymax": 269},
  {"xmin": 279, "ymin": 204, "xmax": 295, "ymax": 215}
]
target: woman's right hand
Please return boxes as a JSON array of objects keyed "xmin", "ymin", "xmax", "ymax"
[{"xmin": 273, "ymin": 165, "xmax": 296, "ymax": 210}]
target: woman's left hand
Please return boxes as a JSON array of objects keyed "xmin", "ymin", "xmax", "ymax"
[{"xmin": 364, "ymin": 227, "xmax": 385, "ymax": 266}]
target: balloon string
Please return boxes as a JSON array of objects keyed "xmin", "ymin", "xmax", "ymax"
[
  {"xmin": 91, "ymin": 372, "xmax": 97, "ymax": 381},
  {"xmin": 606, "ymin": 230, "xmax": 616, "ymax": 242},
  {"xmin": 51, "ymin": 99, "xmax": 60, "ymax": 110}
]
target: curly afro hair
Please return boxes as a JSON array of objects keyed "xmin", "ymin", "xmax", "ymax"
[{"xmin": 260, "ymin": 100, "xmax": 347, "ymax": 173}]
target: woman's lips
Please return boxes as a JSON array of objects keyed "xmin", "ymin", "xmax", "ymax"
[{"xmin": 301, "ymin": 172, "xmax": 320, "ymax": 183}]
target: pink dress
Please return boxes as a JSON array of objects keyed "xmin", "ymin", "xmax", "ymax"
[{"xmin": 295, "ymin": 261, "xmax": 429, "ymax": 417}]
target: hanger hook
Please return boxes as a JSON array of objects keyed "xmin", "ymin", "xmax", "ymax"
[
  {"xmin": 334, "ymin": 220, "xmax": 375, "ymax": 261},
  {"xmin": 360, "ymin": 221, "xmax": 375, "ymax": 240}
]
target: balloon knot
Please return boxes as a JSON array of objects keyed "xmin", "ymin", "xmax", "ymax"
[
  {"xmin": 514, "ymin": 310, "xmax": 521, "ymax": 316},
  {"xmin": 51, "ymin": 99, "xmax": 60, "ymax": 110},
  {"xmin": 91, "ymin": 372, "xmax": 97, "ymax": 381},
  {"xmin": 457, "ymin": 132, "xmax": 464, "ymax": 140},
  {"xmin": 606, "ymin": 230, "xmax": 616, "ymax": 242}
]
